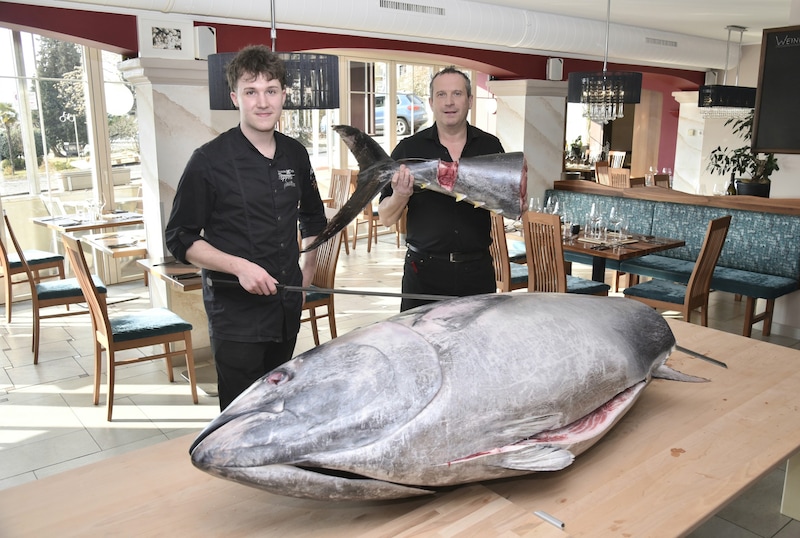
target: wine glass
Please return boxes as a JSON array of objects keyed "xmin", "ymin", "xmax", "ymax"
[
  {"xmin": 661, "ymin": 167, "xmax": 673, "ymax": 188},
  {"xmin": 528, "ymin": 196, "xmax": 542, "ymax": 213},
  {"xmin": 608, "ymin": 207, "xmax": 623, "ymax": 242},
  {"xmin": 545, "ymin": 195, "xmax": 559, "ymax": 215}
]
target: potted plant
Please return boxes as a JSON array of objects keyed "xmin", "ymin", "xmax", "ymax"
[{"xmin": 706, "ymin": 110, "xmax": 779, "ymax": 197}]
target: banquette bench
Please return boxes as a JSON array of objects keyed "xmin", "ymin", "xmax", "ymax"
[{"xmin": 546, "ymin": 181, "xmax": 800, "ymax": 337}]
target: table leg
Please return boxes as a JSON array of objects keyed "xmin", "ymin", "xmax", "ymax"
[
  {"xmin": 782, "ymin": 452, "xmax": 800, "ymax": 518},
  {"xmin": 591, "ymin": 257, "xmax": 607, "ymax": 282}
]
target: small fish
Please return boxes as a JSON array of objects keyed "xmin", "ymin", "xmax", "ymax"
[
  {"xmin": 190, "ymin": 293, "xmax": 705, "ymax": 501},
  {"xmin": 302, "ymin": 125, "xmax": 527, "ymax": 252}
]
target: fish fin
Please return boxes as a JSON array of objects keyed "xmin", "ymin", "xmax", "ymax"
[
  {"xmin": 653, "ymin": 364, "xmax": 709, "ymax": 383},
  {"xmin": 454, "ymin": 193, "xmax": 467, "ymax": 202},
  {"xmin": 471, "ymin": 201, "xmax": 486, "ymax": 209},
  {"xmin": 332, "ymin": 125, "xmax": 391, "ymax": 170},
  {"xmin": 498, "ymin": 445, "xmax": 575, "ymax": 472}
]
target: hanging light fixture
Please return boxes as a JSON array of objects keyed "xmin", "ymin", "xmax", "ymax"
[
  {"xmin": 208, "ymin": 0, "xmax": 339, "ymax": 110},
  {"xmin": 567, "ymin": 0, "xmax": 642, "ymax": 124},
  {"xmin": 697, "ymin": 25, "xmax": 755, "ymax": 119}
]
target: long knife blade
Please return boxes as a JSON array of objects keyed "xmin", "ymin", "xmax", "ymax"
[
  {"xmin": 675, "ymin": 344, "xmax": 728, "ymax": 369},
  {"xmin": 205, "ymin": 274, "xmax": 455, "ymax": 302}
]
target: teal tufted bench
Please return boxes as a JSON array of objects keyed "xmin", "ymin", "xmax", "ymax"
[{"xmin": 546, "ymin": 186, "xmax": 800, "ymax": 337}]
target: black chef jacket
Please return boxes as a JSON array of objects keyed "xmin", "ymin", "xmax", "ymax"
[
  {"xmin": 165, "ymin": 126, "xmax": 327, "ymax": 343},
  {"xmin": 380, "ymin": 123, "xmax": 505, "ymax": 253}
]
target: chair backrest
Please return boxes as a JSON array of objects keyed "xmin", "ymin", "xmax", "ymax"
[
  {"xmin": 629, "ymin": 176, "xmax": 646, "ymax": 187},
  {"xmin": 608, "ymin": 168, "xmax": 631, "ymax": 188},
  {"xmin": 311, "ymin": 219, "xmax": 344, "ymax": 290},
  {"xmin": 654, "ymin": 173, "xmax": 671, "ymax": 188},
  {"xmin": 489, "ymin": 213, "xmax": 513, "ymax": 292},
  {"xmin": 61, "ymin": 234, "xmax": 112, "ymax": 342},
  {"xmin": 685, "ymin": 215, "xmax": 732, "ymax": 312},
  {"xmin": 522, "ymin": 211, "xmax": 567, "ymax": 293},
  {"xmin": 609, "ymin": 150, "xmax": 626, "ymax": 168},
  {"xmin": 328, "ymin": 168, "xmax": 356, "ymax": 210},
  {"xmin": 594, "ymin": 161, "xmax": 610, "ymax": 185},
  {"xmin": 2, "ymin": 211, "xmax": 34, "ymax": 287}
]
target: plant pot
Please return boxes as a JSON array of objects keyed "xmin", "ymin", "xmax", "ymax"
[{"xmin": 735, "ymin": 180, "xmax": 770, "ymax": 198}]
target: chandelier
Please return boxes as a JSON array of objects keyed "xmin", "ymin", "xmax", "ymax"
[
  {"xmin": 566, "ymin": 0, "xmax": 641, "ymax": 124},
  {"xmin": 208, "ymin": 0, "xmax": 339, "ymax": 110},
  {"xmin": 698, "ymin": 25, "xmax": 756, "ymax": 119}
]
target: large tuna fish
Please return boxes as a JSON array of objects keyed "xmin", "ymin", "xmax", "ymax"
[
  {"xmin": 302, "ymin": 125, "xmax": 527, "ymax": 252},
  {"xmin": 190, "ymin": 293, "xmax": 702, "ymax": 501}
]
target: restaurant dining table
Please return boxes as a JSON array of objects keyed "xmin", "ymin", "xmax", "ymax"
[
  {"xmin": 32, "ymin": 211, "xmax": 144, "ymax": 234},
  {"xmin": 82, "ymin": 230, "xmax": 147, "ymax": 259},
  {"xmin": 137, "ymin": 256, "xmax": 202, "ymax": 292},
  {"xmin": 507, "ymin": 227, "xmax": 685, "ymax": 282}
]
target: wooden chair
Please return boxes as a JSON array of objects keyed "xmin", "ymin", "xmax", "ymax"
[
  {"xmin": 3, "ymin": 211, "xmax": 106, "ymax": 364},
  {"xmin": 0, "ymin": 215, "xmax": 65, "ymax": 323},
  {"xmin": 489, "ymin": 213, "xmax": 528, "ymax": 292},
  {"xmin": 594, "ymin": 161, "xmax": 610, "ymax": 186},
  {"xmin": 521, "ymin": 212, "xmax": 610, "ymax": 296},
  {"xmin": 301, "ymin": 215, "xmax": 344, "ymax": 346},
  {"xmin": 629, "ymin": 176, "xmax": 646, "ymax": 187},
  {"xmin": 62, "ymin": 234, "xmax": 198, "ymax": 421},
  {"xmin": 327, "ymin": 168, "xmax": 357, "ymax": 255},
  {"xmin": 623, "ymin": 216, "xmax": 731, "ymax": 325},
  {"xmin": 609, "ymin": 150, "xmax": 626, "ymax": 168},
  {"xmin": 352, "ymin": 198, "xmax": 380, "ymax": 252},
  {"xmin": 654, "ymin": 173, "xmax": 671, "ymax": 188},
  {"xmin": 608, "ymin": 167, "xmax": 631, "ymax": 188}
]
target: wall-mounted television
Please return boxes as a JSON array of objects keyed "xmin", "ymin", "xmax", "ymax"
[{"xmin": 752, "ymin": 25, "xmax": 800, "ymax": 154}]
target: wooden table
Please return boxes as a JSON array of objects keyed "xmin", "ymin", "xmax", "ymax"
[
  {"xmin": 563, "ymin": 233, "xmax": 685, "ymax": 281},
  {"xmin": 507, "ymin": 229, "xmax": 685, "ymax": 282},
  {"xmin": 138, "ymin": 257, "xmax": 202, "ymax": 292},
  {"xmin": 1, "ymin": 319, "xmax": 799, "ymax": 537},
  {"xmin": 82, "ymin": 230, "xmax": 147, "ymax": 259},
  {"xmin": 32, "ymin": 211, "xmax": 144, "ymax": 234}
]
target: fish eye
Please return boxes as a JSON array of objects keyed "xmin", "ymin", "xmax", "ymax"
[{"xmin": 266, "ymin": 369, "xmax": 291, "ymax": 385}]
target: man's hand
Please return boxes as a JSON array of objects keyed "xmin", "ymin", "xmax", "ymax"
[
  {"xmin": 235, "ymin": 260, "xmax": 279, "ymax": 295},
  {"xmin": 391, "ymin": 164, "xmax": 414, "ymax": 198}
]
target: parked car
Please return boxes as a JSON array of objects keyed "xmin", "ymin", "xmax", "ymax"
[{"xmin": 375, "ymin": 93, "xmax": 428, "ymax": 136}]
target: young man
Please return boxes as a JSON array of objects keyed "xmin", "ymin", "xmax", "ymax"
[
  {"xmin": 165, "ymin": 45, "xmax": 327, "ymax": 410},
  {"xmin": 378, "ymin": 66, "xmax": 505, "ymax": 311}
]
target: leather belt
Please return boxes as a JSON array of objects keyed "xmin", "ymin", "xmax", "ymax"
[{"xmin": 406, "ymin": 243, "xmax": 487, "ymax": 263}]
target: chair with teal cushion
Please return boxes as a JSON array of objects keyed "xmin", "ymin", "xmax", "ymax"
[
  {"xmin": 301, "ymin": 216, "xmax": 344, "ymax": 346},
  {"xmin": 62, "ymin": 233, "xmax": 198, "ymax": 421},
  {"xmin": 521, "ymin": 211, "xmax": 610, "ymax": 296},
  {"xmin": 624, "ymin": 216, "xmax": 731, "ymax": 325},
  {"xmin": 489, "ymin": 213, "xmax": 529, "ymax": 292},
  {"xmin": 3, "ymin": 211, "xmax": 105, "ymax": 364},
  {"xmin": 0, "ymin": 215, "xmax": 66, "ymax": 323}
]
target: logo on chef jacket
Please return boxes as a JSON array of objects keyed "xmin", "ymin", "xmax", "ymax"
[{"xmin": 278, "ymin": 169, "xmax": 297, "ymax": 189}]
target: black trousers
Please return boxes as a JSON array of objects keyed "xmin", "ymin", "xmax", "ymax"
[
  {"xmin": 212, "ymin": 337, "xmax": 297, "ymax": 411},
  {"xmin": 401, "ymin": 248, "xmax": 496, "ymax": 312}
]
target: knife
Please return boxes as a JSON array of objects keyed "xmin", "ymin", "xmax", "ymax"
[{"xmin": 675, "ymin": 344, "xmax": 728, "ymax": 369}]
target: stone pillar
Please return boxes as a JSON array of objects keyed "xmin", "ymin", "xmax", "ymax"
[
  {"xmin": 487, "ymin": 79, "xmax": 567, "ymax": 206},
  {"xmin": 671, "ymin": 91, "xmax": 704, "ymax": 194},
  {"xmin": 119, "ymin": 57, "xmax": 237, "ymax": 310}
]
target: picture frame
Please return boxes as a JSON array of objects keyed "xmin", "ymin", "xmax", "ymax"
[{"xmin": 137, "ymin": 17, "xmax": 195, "ymax": 60}]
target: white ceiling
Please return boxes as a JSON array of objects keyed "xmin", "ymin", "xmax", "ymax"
[{"xmin": 474, "ymin": 0, "xmax": 792, "ymax": 45}]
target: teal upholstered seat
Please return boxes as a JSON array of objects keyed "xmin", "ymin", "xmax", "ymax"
[
  {"xmin": 110, "ymin": 308, "xmax": 193, "ymax": 343},
  {"xmin": 7, "ymin": 249, "xmax": 64, "ymax": 269},
  {"xmin": 36, "ymin": 275, "xmax": 105, "ymax": 301}
]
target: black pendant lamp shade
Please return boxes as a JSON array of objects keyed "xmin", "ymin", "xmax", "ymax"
[
  {"xmin": 208, "ymin": 51, "xmax": 339, "ymax": 111},
  {"xmin": 697, "ymin": 84, "xmax": 756, "ymax": 109}
]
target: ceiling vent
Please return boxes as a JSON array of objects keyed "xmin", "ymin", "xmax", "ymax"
[{"xmin": 379, "ymin": 1, "xmax": 445, "ymax": 16}]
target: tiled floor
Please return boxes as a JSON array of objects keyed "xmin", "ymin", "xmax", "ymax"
[{"xmin": 1, "ymin": 231, "xmax": 799, "ymax": 537}]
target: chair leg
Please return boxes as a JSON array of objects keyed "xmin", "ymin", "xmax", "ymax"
[
  {"xmin": 309, "ymin": 307, "xmax": 321, "ymax": 346},
  {"xmin": 328, "ymin": 300, "xmax": 337, "ymax": 340},
  {"xmin": 183, "ymin": 332, "xmax": 198, "ymax": 404},
  {"xmin": 164, "ymin": 343, "xmax": 175, "ymax": 382},
  {"xmin": 32, "ymin": 307, "xmax": 40, "ymax": 364},
  {"xmin": 5, "ymin": 276, "xmax": 12, "ymax": 323},
  {"xmin": 106, "ymin": 350, "xmax": 115, "ymax": 421},
  {"xmin": 93, "ymin": 343, "xmax": 102, "ymax": 405}
]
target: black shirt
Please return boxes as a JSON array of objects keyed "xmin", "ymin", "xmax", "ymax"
[
  {"xmin": 381, "ymin": 123, "xmax": 504, "ymax": 253},
  {"xmin": 165, "ymin": 126, "xmax": 327, "ymax": 343}
]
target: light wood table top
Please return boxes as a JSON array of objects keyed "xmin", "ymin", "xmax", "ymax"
[
  {"xmin": 137, "ymin": 257, "xmax": 202, "ymax": 292},
  {"xmin": 32, "ymin": 212, "xmax": 143, "ymax": 233},
  {"xmin": 1, "ymin": 319, "xmax": 799, "ymax": 536},
  {"xmin": 82, "ymin": 231, "xmax": 147, "ymax": 258}
]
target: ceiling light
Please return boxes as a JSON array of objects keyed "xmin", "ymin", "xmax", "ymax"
[
  {"xmin": 698, "ymin": 25, "xmax": 755, "ymax": 119},
  {"xmin": 208, "ymin": 0, "xmax": 339, "ymax": 110},
  {"xmin": 566, "ymin": 0, "xmax": 642, "ymax": 124}
]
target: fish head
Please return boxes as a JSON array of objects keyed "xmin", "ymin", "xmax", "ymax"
[{"xmin": 189, "ymin": 323, "xmax": 443, "ymax": 500}]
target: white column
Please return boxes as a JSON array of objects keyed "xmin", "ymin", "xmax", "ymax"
[{"xmin": 487, "ymin": 79, "xmax": 567, "ymax": 205}]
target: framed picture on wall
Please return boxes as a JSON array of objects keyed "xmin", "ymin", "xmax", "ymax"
[{"xmin": 137, "ymin": 18, "xmax": 195, "ymax": 59}]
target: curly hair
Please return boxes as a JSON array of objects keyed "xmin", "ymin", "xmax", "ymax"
[{"xmin": 226, "ymin": 45, "xmax": 286, "ymax": 93}]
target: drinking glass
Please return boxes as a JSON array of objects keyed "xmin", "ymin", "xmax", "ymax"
[
  {"xmin": 528, "ymin": 196, "xmax": 542, "ymax": 213},
  {"xmin": 645, "ymin": 166, "xmax": 657, "ymax": 187},
  {"xmin": 561, "ymin": 212, "xmax": 574, "ymax": 244},
  {"xmin": 544, "ymin": 195, "xmax": 559, "ymax": 214},
  {"xmin": 608, "ymin": 207, "xmax": 623, "ymax": 241}
]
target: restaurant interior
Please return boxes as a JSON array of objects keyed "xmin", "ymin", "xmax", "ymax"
[{"xmin": 1, "ymin": 1, "xmax": 800, "ymax": 536}]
